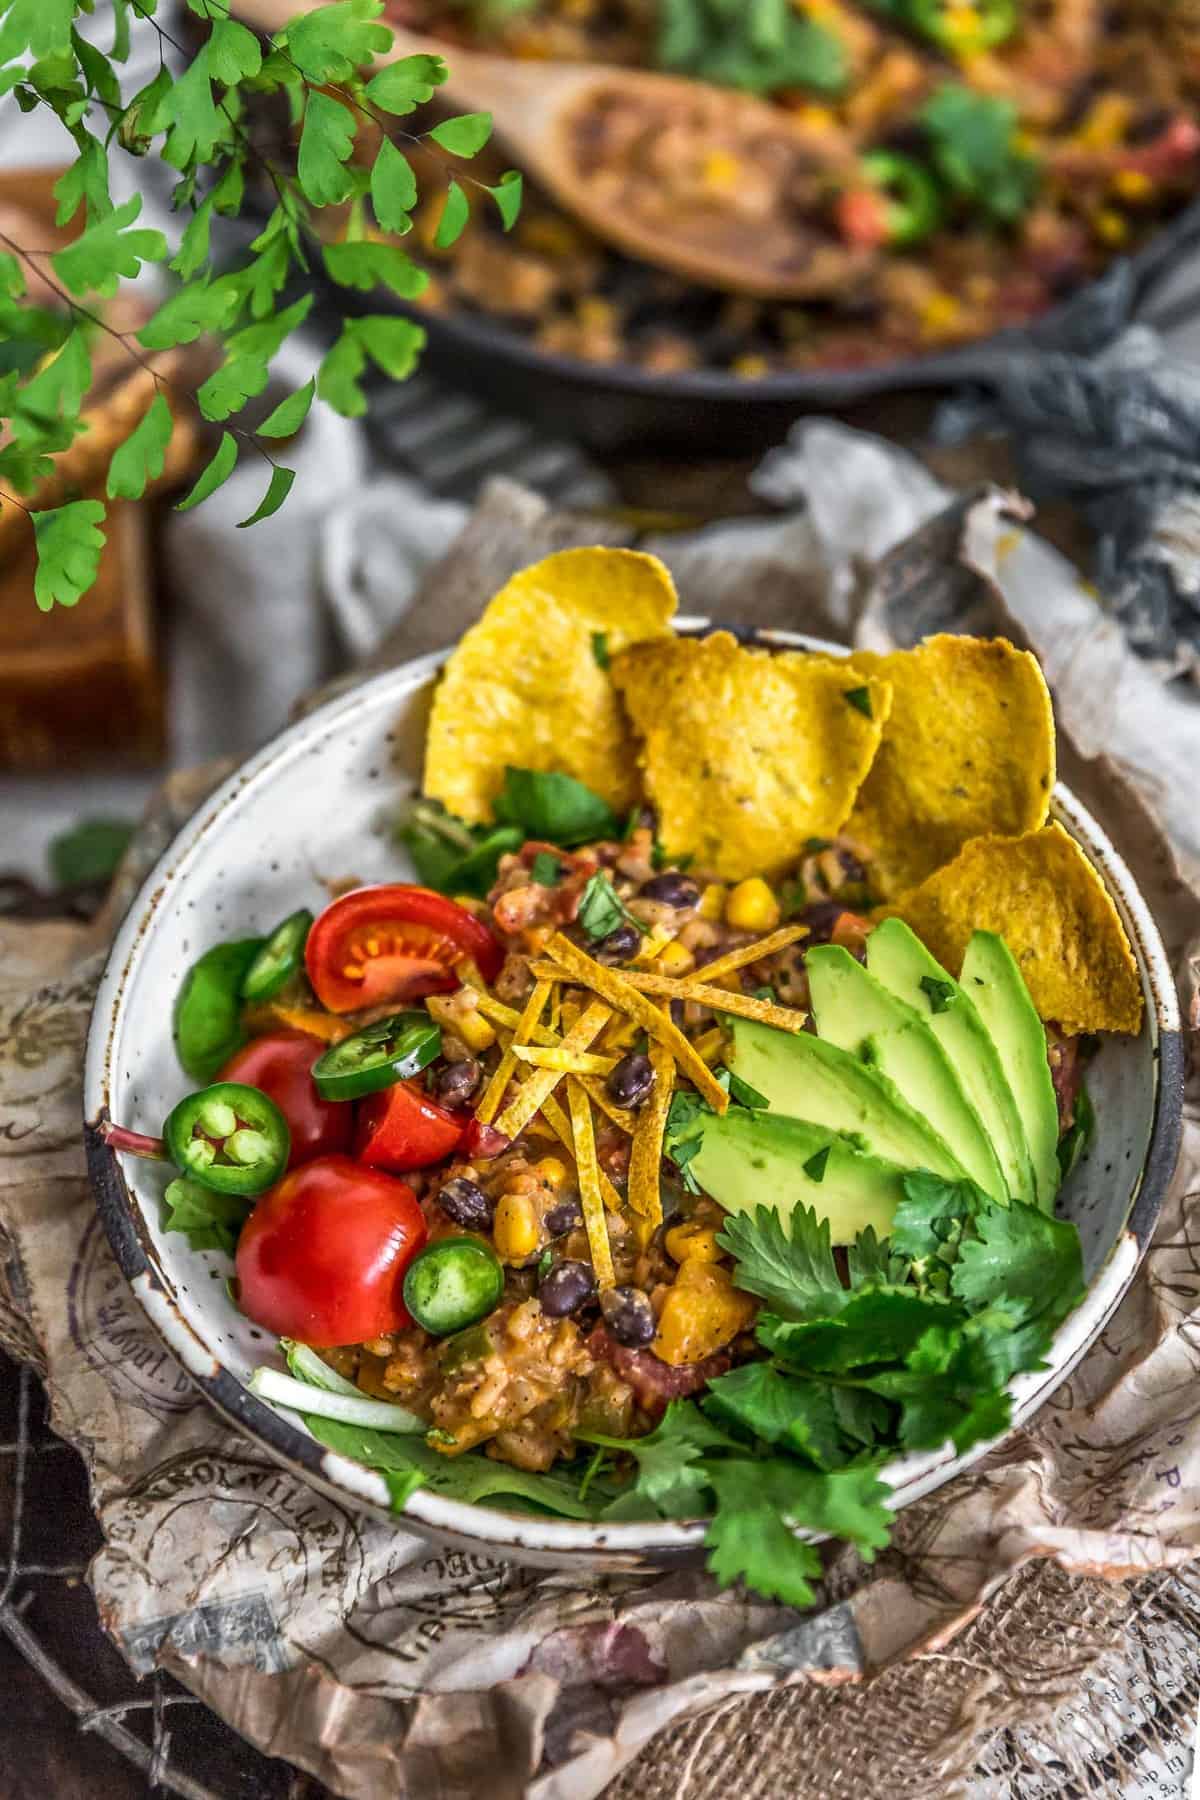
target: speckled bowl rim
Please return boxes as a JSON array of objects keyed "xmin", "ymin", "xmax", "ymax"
[{"xmin": 83, "ymin": 626, "xmax": 1186, "ymax": 1567}]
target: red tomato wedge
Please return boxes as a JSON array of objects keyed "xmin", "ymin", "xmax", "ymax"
[
  {"xmin": 306, "ymin": 885, "xmax": 503, "ymax": 1014},
  {"xmin": 235, "ymin": 1155, "xmax": 426, "ymax": 1346},
  {"xmin": 356, "ymin": 1079, "xmax": 466, "ymax": 1173},
  {"xmin": 218, "ymin": 1031, "xmax": 352, "ymax": 1168}
]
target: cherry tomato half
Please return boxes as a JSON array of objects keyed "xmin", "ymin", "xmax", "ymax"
[
  {"xmin": 235, "ymin": 1155, "xmax": 426, "ymax": 1346},
  {"xmin": 219, "ymin": 1032, "xmax": 352, "ymax": 1168},
  {"xmin": 356, "ymin": 1079, "xmax": 467, "ymax": 1173},
  {"xmin": 306, "ymin": 885, "xmax": 504, "ymax": 1014}
]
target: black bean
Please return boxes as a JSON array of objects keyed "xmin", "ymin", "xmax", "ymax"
[
  {"xmin": 539, "ymin": 1259, "xmax": 596, "ymax": 1318},
  {"xmin": 608, "ymin": 1051, "xmax": 655, "ymax": 1109},
  {"xmin": 544, "ymin": 1197, "xmax": 584, "ymax": 1237},
  {"xmin": 594, "ymin": 922, "xmax": 642, "ymax": 965},
  {"xmin": 600, "ymin": 1285, "xmax": 656, "ymax": 1348},
  {"xmin": 437, "ymin": 1176, "xmax": 493, "ymax": 1231},
  {"xmin": 435, "ymin": 1059, "xmax": 482, "ymax": 1108},
  {"xmin": 640, "ymin": 872, "xmax": 701, "ymax": 908},
  {"xmin": 836, "ymin": 848, "xmax": 867, "ymax": 884},
  {"xmin": 800, "ymin": 899, "xmax": 848, "ymax": 945}
]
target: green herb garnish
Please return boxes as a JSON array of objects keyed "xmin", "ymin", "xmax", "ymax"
[
  {"xmin": 920, "ymin": 975, "xmax": 957, "ymax": 1014},
  {"xmin": 658, "ymin": 0, "xmax": 848, "ymax": 95},
  {"xmin": 802, "ymin": 1145, "xmax": 832, "ymax": 1182},
  {"xmin": 577, "ymin": 873, "xmax": 648, "ymax": 943},
  {"xmin": 920, "ymin": 84, "xmax": 1040, "ymax": 225},
  {"xmin": 591, "ymin": 630, "xmax": 610, "ymax": 669},
  {"xmin": 843, "ymin": 686, "xmax": 873, "ymax": 719},
  {"xmin": 530, "ymin": 851, "xmax": 562, "ymax": 886},
  {"xmin": 494, "ymin": 767, "xmax": 620, "ymax": 847}
]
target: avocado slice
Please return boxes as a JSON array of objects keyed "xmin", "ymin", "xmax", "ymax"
[
  {"xmin": 865, "ymin": 919, "xmax": 1036, "ymax": 1206},
  {"xmin": 727, "ymin": 1015, "xmax": 967, "ymax": 1182},
  {"xmin": 959, "ymin": 931, "xmax": 1060, "ymax": 1212},
  {"xmin": 688, "ymin": 1109, "xmax": 903, "ymax": 1243},
  {"xmin": 806, "ymin": 944, "xmax": 1007, "ymax": 1202}
]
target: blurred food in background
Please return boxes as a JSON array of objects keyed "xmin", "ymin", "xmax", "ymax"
[{"xmin": 374, "ymin": 0, "xmax": 1200, "ymax": 374}]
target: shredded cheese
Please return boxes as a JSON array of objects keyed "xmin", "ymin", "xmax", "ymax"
[
  {"xmin": 567, "ymin": 1077, "xmax": 615, "ymax": 1289},
  {"xmin": 475, "ymin": 978, "xmax": 550, "ymax": 1125}
]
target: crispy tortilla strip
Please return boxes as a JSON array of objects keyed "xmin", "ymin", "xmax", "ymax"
[
  {"xmin": 512, "ymin": 1046, "xmax": 617, "ymax": 1076},
  {"xmin": 540, "ymin": 1092, "xmax": 624, "ymax": 1212},
  {"xmin": 423, "ymin": 548, "xmax": 677, "ymax": 824},
  {"xmin": 568, "ymin": 1078, "xmax": 615, "ymax": 1289},
  {"xmin": 543, "ymin": 935, "xmax": 729, "ymax": 1113},
  {"xmin": 628, "ymin": 1035, "xmax": 674, "ymax": 1227},
  {"xmin": 495, "ymin": 998, "xmax": 612, "ymax": 1139},
  {"xmin": 475, "ymin": 989, "xmax": 563, "ymax": 1048},
  {"xmin": 845, "ymin": 635, "xmax": 1056, "ymax": 899},
  {"xmin": 692, "ymin": 1026, "xmax": 728, "ymax": 1064},
  {"xmin": 687, "ymin": 924, "xmax": 808, "ymax": 987},
  {"xmin": 610, "ymin": 632, "xmax": 892, "ymax": 881},
  {"xmin": 579, "ymin": 1076, "xmax": 637, "ymax": 1137},
  {"xmin": 890, "ymin": 821, "xmax": 1142, "ymax": 1036},
  {"xmin": 531, "ymin": 960, "xmax": 806, "ymax": 1034},
  {"xmin": 476, "ymin": 979, "xmax": 550, "ymax": 1125}
]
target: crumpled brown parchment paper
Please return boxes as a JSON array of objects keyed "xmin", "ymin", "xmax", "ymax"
[{"xmin": 1, "ymin": 427, "xmax": 1198, "ymax": 1800}]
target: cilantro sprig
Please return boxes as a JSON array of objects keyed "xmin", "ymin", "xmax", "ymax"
[{"xmin": 0, "ymin": 0, "xmax": 523, "ymax": 612}]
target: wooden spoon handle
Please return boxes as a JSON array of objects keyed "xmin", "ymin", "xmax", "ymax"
[{"xmin": 385, "ymin": 21, "xmax": 585, "ymax": 128}]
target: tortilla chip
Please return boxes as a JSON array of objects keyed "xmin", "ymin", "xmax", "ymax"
[
  {"xmin": 475, "ymin": 978, "xmax": 551, "ymax": 1124},
  {"xmin": 567, "ymin": 1078, "xmax": 615, "ymax": 1289},
  {"xmin": 511, "ymin": 1046, "xmax": 617, "ymax": 1076},
  {"xmin": 541, "ymin": 935, "xmax": 730, "ymax": 1111},
  {"xmin": 540, "ymin": 1092, "xmax": 624, "ymax": 1212},
  {"xmin": 844, "ymin": 635, "xmax": 1055, "ymax": 900},
  {"xmin": 532, "ymin": 960, "xmax": 808, "ymax": 1033},
  {"xmin": 610, "ymin": 632, "xmax": 892, "ymax": 881},
  {"xmin": 892, "ymin": 822, "xmax": 1142, "ymax": 1036},
  {"xmin": 494, "ymin": 998, "xmax": 612, "ymax": 1139},
  {"xmin": 424, "ymin": 548, "xmax": 677, "ymax": 824},
  {"xmin": 628, "ymin": 1036, "xmax": 674, "ymax": 1228},
  {"xmin": 684, "ymin": 923, "xmax": 808, "ymax": 986}
]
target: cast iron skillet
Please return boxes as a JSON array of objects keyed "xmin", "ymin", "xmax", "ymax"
[{"xmin": 344, "ymin": 195, "xmax": 1200, "ymax": 455}]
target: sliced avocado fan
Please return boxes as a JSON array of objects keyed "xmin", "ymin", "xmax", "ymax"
[
  {"xmin": 960, "ymin": 931, "xmax": 1060, "ymax": 1211},
  {"xmin": 688, "ymin": 1109, "xmax": 904, "ymax": 1244},
  {"xmin": 865, "ymin": 918, "xmax": 1036, "ymax": 1206},
  {"xmin": 727, "ymin": 1015, "xmax": 967, "ymax": 1182},
  {"xmin": 806, "ymin": 944, "xmax": 1007, "ymax": 1203}
]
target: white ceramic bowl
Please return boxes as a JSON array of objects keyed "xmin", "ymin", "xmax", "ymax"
[{"xmin": 84, "ymin": 626, "xmax": 1185, "ymax": 1573}]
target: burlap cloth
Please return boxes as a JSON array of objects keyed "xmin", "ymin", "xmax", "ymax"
[{"xmin": 3, "ymin": 431, "xmax": 1200, "ymax": 1799}]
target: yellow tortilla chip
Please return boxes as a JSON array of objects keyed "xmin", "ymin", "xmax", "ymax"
[
  {"xmin": 684, "ymin": 923, "xmax": 807, "ymax": 987},
  {"xmin": 845, "ymin": 635, "xmax": 1055, "ymax": 900},
  {"xmin": 610, "ymin": 632, "xmax": 892, "ymax": 881},
  {"xmin": 892, "ymin": 822, "xmax": 1142, "ymax": 1036},
  {"xmin": 511, "ymin": 1046, "xmax": 617, "ymax": 1076},
  {"xmin": 495, "ymin": 998, "xmax": 612, "ymax": 1139},
  {"xmin": 568, "ymin": 1078, "xmax": 615, "ymax": 1289},
  {"xmin": 540, "ymin": 1092, "xmax": 624, "ymax": 1212},
  {"xmin": 475, "ymin": 978, "xmax": 551, "ymax": 1125},
  {"xmin": 531, "ymin": 960, "xmax": 807, "ymax": 1033},
  {"xmin": 424, "ymin": 548, "xmax": 677, "ymax": 824}
]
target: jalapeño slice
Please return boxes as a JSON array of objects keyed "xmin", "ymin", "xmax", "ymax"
[
  {"xmin": 241, "ymin": 908, "xmax": 314, "ymax": 1003},
  {"xmin": 163, "ymin": 1081, "xmax": 290, "ymax": 1196},
  {"xmin": 402, "ymin": 1238, "xmax": 505, "ymax": 1335},
  {"xmin": 311, "ymin": 1012, "xmax": 442, "ymax": 1102}
]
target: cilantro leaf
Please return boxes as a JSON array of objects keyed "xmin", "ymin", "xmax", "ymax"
[
  {"xmin": 762, "ymin": 1287, "xmax": 966, "ymax": 1375},
  {"xmin": 257, "ymin": 378, "xmax": 316, "ymax": 439},
  {"xmin": 323, "ymin": 239, "xmax": 428, "ymax": 298},
  {"xmin": 657, "ymin": 0, "xmax": 847, "ymax": 96},
  {"xmin": 1057, "ymin": 1081, "xmax": 1094, "ymax": 1182},
  {"xmin": 281, "ymin": 0, "xmax": 392, "ymax": 83},
  {"xmin": 705, "ymin": 1458, "xmax": 890, "ymax": 1605},
  {"xmin": 843, "ymin": 685, "xmax": 872, "ymax": 718},
  {"xmin": 530, "ymin": 851, "xmax": 561, "ymax": 886},
  {"xmin": 579, "ymin": 1400, "xmax": 735, "ymax": 1517},
  {"xmin": 305, "ymin": 1416, "xmax": 597, "ymax": 1518},
  {"xmin": 434, "ymin": 178, "xmax": 470, "ymax": 248},
  {"xmin": 920, "ymin": 975, "xmax": 956, "ymax": 1014},
  {"xmin": 427, "ymin": 110, "xmax": 492, "ymax": 156},
  {"xmin": 703, "ymin": 1363, "xmax": 851, "ymax": 1470},
  {"xmin": 494, "ymin": 767, "xmax": 619, "ymax": 846},
  {"xmin": 51, "ymin": 194, "xmax": 165, "ymax": 298},
  {"xmin": 32, "ymin": 499, "xmax": 106, "ymax": 611},
  {"xmin": 577, "ymin": 873, "xmax": 645, "ymax": 943},
  {"xmin": 397, "ymin": 797, "xmax": 522, "ymax": 896},
  {"xmin": 297, "ymin": 89, "xmax": 356, "ymax": 206},
  {"xmin": 717, "ymin": 1203, "xmax": 849, "ymax": 1323},
  {"xmin": 921, "ymin": 84, "xmax": 1040, "ymax": 225},
  {"xmin": 846, "ymin": 1225, "xmax": 910, "ymax": 1290},
  {"xmin": 724, "ymin": 1070, "xmax": 769, "ymax": 1111},
  {"xmin": 590, "ymin": 629, "xmax": 609, "ymax": 669},
  {"xmin": 889, "ymin": 1169, "xmax": 989, "ymax": 1264},
  {"xmin": 951, "ymin": 1196, "xmax": 1085, "ymax": 1330},
  {"xmin": 106, "ymin": 392, "xmax": 173, "ymax": 501},
  {"xmin": 365, "ymin": 52, "xmax": 446, "ymax": 115},
  {"xmin": 370, "ymin": 137, "xmax": 417, "ymax": 233},
  {"xmin": 162, "ymin": 1175, "xmax": 251, "ymax": 1257}
]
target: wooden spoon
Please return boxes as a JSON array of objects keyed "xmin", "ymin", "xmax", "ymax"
[{"xmin": 233, "ymin": 0, "xmax": 866, "ymax": 299}]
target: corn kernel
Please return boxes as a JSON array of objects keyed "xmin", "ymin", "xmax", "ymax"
[
  {"xmin": 732, "ymin": 353, "xmax": 769, "ymax": 380},
  {"xmin": 657, "ymin": 939, "xmax": 696, "ymax": 977},
  {"xmin": 532, "ymin": 1156, "xmax": 569, "ymax": 1192},
  {"xmin": 918, "ymin": 291, "xmax": 963, "ymax": 341},
  {"xmin": 1075, "ymin": 94, "xmax": 1132, "ymax": 150},
  {"xmin": 698, "ymin": 884, "xmax": 727, "ymax": 922},
  {"xmin": 1112, "ymin": 169, "xmax": 1153, "ymax": 203},
  {"xmin": 1092, "ymin": 209, "xmax": 1128, "ymax": 246},
  {"xmin": 725, "ymin": 877, "xmax": 781, "ymax": 933},
  {"xmin": 494, "ymin": 1192, "xmax": 539, "ymax": 1262},
  {"xmin": 702, "ymin": 149, "xmax": 740, "ymax": 194},
  {"xmin": 426, "ymin": 994, "xmax": 496, "ymax": 1053},
  {"xmin": 794, "ymin": 105, "xmax": 836, "ymax": 132},
  {"xmin": 665, "ymin": 1222, "xmax": 723, "ymax": 1264}
]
